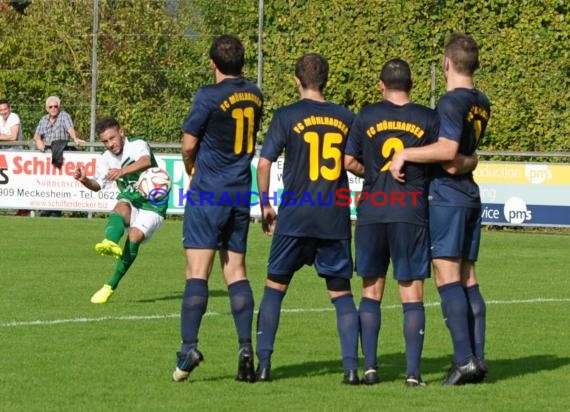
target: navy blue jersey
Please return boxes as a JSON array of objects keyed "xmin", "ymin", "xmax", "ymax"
[
  {"xmin": 260, "ymin": 99, "xmax": 355, "ymax": 239},
  {"xmin": 430, "ymin": 88, "xmax": 490, "ymax": 207},
  {"xmin": 182, "ymin": 77, "xmax": 263, "ymax": 202},
  {"xmin": 345, "ymin": 100, "xmax": 439, "ymax": 225}
]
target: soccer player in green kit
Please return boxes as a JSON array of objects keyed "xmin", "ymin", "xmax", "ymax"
[{"xmin": 74, "ymin": 117, "xmax": 167, "ymax": 304}]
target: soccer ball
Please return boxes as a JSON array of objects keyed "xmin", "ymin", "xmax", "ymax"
[{"xmin": 137, "ymin": 167, "xmax": 171, "ymax": 199}]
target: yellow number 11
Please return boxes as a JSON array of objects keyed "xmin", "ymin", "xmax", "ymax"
[{"xmin": 232, "ymin": 107, "xmax": 255, "ymax": 154}]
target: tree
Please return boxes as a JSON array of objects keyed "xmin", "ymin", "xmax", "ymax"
[{"xmin": 0, "ymin": 0, "xmax": 568, "ymax": 153}]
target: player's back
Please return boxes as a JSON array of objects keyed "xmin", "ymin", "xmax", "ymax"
[
  {"xmin": 261, "ymin": 99, "xmax": 355, "ymax": 239},
  {"xmin": 182, "ymin": 77, "xmax": 263, "ymax": 200},
  {"xmin": 430, "ymin": 88, "xmax": 491, "ymax": 207},
  {"xmin": 437, "ymin": 88, "xmax": 490, "ymax": 156},
  {"xmin": 346, "ymin": 100, "xmax": 439, "ymax": 225}
]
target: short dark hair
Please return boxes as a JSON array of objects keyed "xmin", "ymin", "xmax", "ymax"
[
  {"xmin": 380, "ymin": 58, "xmax": 413, "ymax": 92},
  {"xmin": 95, "ymin": 117, "xmax": 121, "ymax": 135},
  {"xmin": 444, "ymin": 33, "xmax": 480, "ymax": 75},
  {"xmin": 295, "ymin": 53, "xmax": 329, "ymax": 92},
  {"xmin": 209, "ymin": 34, "xmax": 245, "ymax": 76},
  {"xmin": 0, "ymin": 99, "xmax": 10, "ymax": 106}
]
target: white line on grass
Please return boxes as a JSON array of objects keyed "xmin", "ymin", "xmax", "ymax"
[{"xmin": 2, "ymin": 297, "xmax": 569, "ymax": 328}]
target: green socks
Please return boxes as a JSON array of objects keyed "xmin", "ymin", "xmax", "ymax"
[
  {"xmin": 107, "ymin": 239, "xmax": 140, "ymax": 289},
  {"xmin": 105, "ymin": 214, "xmax": 126, "ymax": 244}
]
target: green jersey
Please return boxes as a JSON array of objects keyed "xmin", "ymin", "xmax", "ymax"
[{"xmin": 94, "ymin": 136, "xmax": 168, "ymax": 217}]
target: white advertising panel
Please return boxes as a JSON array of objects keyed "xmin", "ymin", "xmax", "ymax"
[{"xmin": 1, "ymin": 151, "xmax": 569, "ymax": 226}]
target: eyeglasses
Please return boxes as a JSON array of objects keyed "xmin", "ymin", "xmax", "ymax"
[{"xmin": 48, "ymin": 105, "xmax": 59, "ymax": 109}]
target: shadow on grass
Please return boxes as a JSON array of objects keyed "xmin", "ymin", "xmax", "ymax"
[
  {"xmin": 481, "ymin": 354, "xmax": 570, "ymax": 383},
  {"xmin": 136, "ymin": 288, "xmax": 228, "ymax": 303},
  {"xmin": 136, "ymin": 293, "xmax": 181, "ymax": 303},
  {"xmin": 164, "ymin": 353, "xmax": 570, "ymax": 384},
  {"xmin": 265, "ymin": 353, "xmax": 570, "ymax": 384}
]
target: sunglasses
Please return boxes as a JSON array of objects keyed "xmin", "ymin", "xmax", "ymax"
[{"xmin": 48, "ymin": 105, "xmax": 59, "ymax": 109}]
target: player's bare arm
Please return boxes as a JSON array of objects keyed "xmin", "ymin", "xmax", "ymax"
[
  {"xmin": 181, "ymin": 132, "xmax": 199, "ymax": 176},
  {"xmin": 73, "ymin": 165, "xmax": 102, "ymax": 192},
  {"xmin": 257, "ymin": 157, "xmax": 277, "ymax": 236},
  {"xmin": 106, "ymin": 155, "xmax": 152, "ymax": 181},
  {"xmin": 389, "ymin": 137, "xmax": 459, "ymax": 182},
  {"xmin": 442, "ymin": 152, "xmax": 479, "ymax": 175},
  {"xmin": 344, "ymin": 154, "xmax": 365, "ymax": 178}
]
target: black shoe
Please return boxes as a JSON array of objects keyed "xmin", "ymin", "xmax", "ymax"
[
  {"xmin": 236, "ymin": 347, "xmax": 256, "ymax": 383},
  {"xmin": 472, "ymin": 358, "xmax": 488, "ymax": 383},
  {"xmin": 442, "ymin": 357, "xmax": 479, "ymax": 385},
  {"xmin": 256, "ymin": 367, "xmax": 271, "ymax": 382},
  {"xmin": 405, "ymin": 375, "xmax": 427, "ymax": 387},
  {"xmin": 172, "ymin": 348, "xmax": 204, "ymax": 382},
  {"xmin": 361, "ymin": 368, "xmax": 379, "ymax": 385},
  {"xmin": 343, "ymin": 369, "xmax": 360, "ymax": 385}
]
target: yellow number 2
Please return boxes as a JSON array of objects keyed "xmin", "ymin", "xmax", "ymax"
[{"xmin": 380, "ymin": 137, "xmax": 404, "ymax": 172}]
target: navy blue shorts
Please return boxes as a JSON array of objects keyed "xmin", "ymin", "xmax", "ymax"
[
  {"xmin": 267, "ymin": 234, "xmax": 353, "ymax": 279},
  {"xmin": 182, "ymin": 204, "xmax": 250, "ymax": 253},
  {"xmin": 354, "ymin": 222, "xmax": 430, "ymax": 281},
  {"xmin": 429, "ymin": 205, "xmax": 481, "ymax": 261}
]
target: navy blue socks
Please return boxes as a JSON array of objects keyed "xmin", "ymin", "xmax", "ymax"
[
  {"xmin": 256, "ymin": 286, "xmax": 286, "ymax": 369},
  {"xmin": 358, "ymin": 297, "xmax": 381, "ymax": 370},
  {"xmin": 438, "ymin": 281, "xmax": 474, "ymax": 365},
  {"xmin": 228, "ymin": 279, "xmax": 254, "ymax": 350},
  {"xmin": 331, "ymin": 294, "xmax": 359, "ymax": 371},
  {"xmin": 465, "ymin": 284, "xmax": 486, "ymax": 359},
  {"xmin": 403, "ymin": 302, "xmax": 425, "ymax": 377},
  {"xmin": 180, "ymin": 278, "xmax": 208, "ymax": 353}
]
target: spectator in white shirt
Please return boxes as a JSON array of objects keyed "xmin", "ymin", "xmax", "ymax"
[{"xmin": 0, "ymin": 99, "xmax": 23, "ymax": 150}]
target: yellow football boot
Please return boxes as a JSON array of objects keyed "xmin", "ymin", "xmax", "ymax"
[
  {"xmin": 90, "ymin": 285, "xmax": 114, "ymax": 304},
  {"xmin": 95, "ymin": 239, "xmax": 122, "ymax": 259}
]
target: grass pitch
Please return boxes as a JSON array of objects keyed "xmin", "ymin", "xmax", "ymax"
[{"xmin": 1, "ymin": 216, "xmax": 569, "ymax": 411}]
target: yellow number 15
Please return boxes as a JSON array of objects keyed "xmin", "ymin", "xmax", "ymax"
[{"xmin": 303, "ymin": 131, "xmax": 343, "ymax": 181}]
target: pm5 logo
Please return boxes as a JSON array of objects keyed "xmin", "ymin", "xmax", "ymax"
[
  {"xmin": 525, "ymin": 164, "xmax": 552, "ymax": 184},
  {"xmin": 503, "ymin": 197, "xmax": 532, "ymax": 224},
  {"xmin": 0, "ymin": 154, "xmax": 9, "ymax": 184}
]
